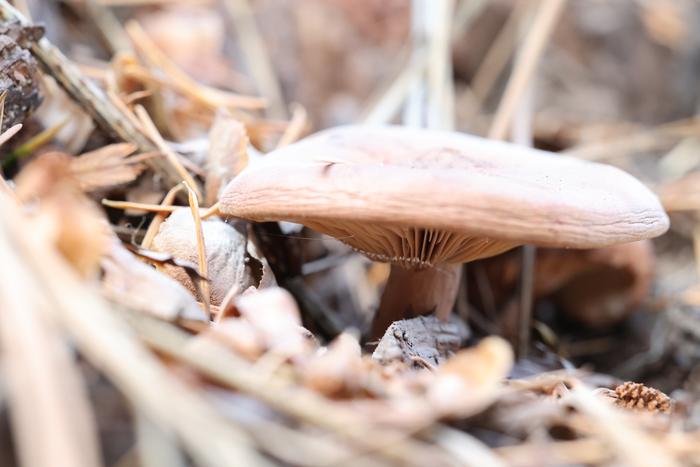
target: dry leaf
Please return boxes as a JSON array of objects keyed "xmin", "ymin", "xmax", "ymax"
[
  {"xmin": 14, "ymin": 153, "xmax": 110, "ymax": 277},
  {"xmin": 101, "ymin": 241, "xmax": 208, "ymax": 322},
  {"xmin": 303, "ymin": 332, "xmax": 364, "ymax": 397},
  {"xmin": 205, "ymin": 110, "xmax": 249, "ymax": 205},
  {"xmin": 428, "ymin": 336, "xmax": 513, "ymax": 417},
  {"xmin": 68, "ymin": 143, "xmax": 147, "ymax": 192},
  {"xmin": 192, "ymin": 317, "xmax": 264, "ymax": 361},
  {"xmin": 234, "ymin": 287, "xmax": 312, "ymax": 358}
]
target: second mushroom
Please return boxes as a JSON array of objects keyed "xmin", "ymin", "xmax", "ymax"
[{"xmin": 219, "ymin": 125, "xmax": 669, "ymax": 339}]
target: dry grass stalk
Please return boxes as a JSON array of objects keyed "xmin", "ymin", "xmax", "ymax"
[
  {"xmin": 275, "ymin": 103, "xmax": 308, "ymax": 149},
  {"xmin": 431, "ymin": 426, "xmax": 507, "ymax": 467},
  {"xmin": 0, "ymin": 122, "xmax": 21, "ymax": 147},
  {"xmin": 469, "ymin": 1, "xmax": 530, "ymax": 110},
  {"xmin": 134, "ymin": 105, "xmax": 202, "ymax": 200},
  {"xmin": 184, "ymin": 181, "xmax": 211, "ymax": 318},
  {"xmin": 222, "ymin": 0, "xmax": 287, "ymax": 118},
  {"xmin": 564, "ymin": 117, "xmax": 700, "ymax": 161},
  {"xmin": 125, "ymin": 21, "xmax": 266, "ymax": 111},
  {"xmin": 141, "ymin": 184, "xmax": 183, "ymax": 248},
  {"xmin": 205, "ymin": 110, "xmax": 248, "ymax": 205},
  {"xmin": 488, "ymin": 0, "xmax": 566, "ymax": 140}
]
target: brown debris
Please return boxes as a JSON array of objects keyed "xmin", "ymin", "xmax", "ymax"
[
  {"xmin": 372, "ymin": 315, "xmax": 469, "ymax": 366},
  {"xmin": 0, "ymin": 20, "xmax": 43, "ymax": 131}
]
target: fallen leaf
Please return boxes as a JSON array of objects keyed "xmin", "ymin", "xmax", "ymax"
[
  {"xmin": 101, "ymin": 241, "xmax": 208, "ymax": 322},
  {"xmin": 428, "ymin": 336, "xmax": 513, "ymax": 417},
  {"xmin": 68, "ymin": 143, "xmax": 148, "ymax": 192}
]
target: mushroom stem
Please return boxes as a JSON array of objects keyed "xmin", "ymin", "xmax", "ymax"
[{"xmin": 370, "ymin": 262, "xmax": 462, "ymax": 340}]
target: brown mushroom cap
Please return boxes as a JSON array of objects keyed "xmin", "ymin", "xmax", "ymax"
[{"xmin": 220, "ymin": 125, "xmax": 669, "ymax": 269}]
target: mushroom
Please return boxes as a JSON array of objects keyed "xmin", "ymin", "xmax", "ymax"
[{"xmin": 218, "ymin": 125, "xmax": 669, "ymax": 339}]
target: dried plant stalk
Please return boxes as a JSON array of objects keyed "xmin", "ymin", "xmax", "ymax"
[
  {"xmin": 488, "ymin": 0, "xmax": 565, "ymax": 140},
  {"xmin": 141, "ymin": 184, "xmax": 183, "ymax": 249},
  {"xmin": 184, "ymin": 181, "xmax": 211, "ymax": 318}
]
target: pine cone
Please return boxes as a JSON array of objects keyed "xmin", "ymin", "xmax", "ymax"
[{"xmin": 613, "ymin": 382, "xmax": 672, "ymax": 414}]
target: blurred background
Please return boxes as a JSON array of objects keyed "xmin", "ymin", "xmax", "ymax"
[{"xmin": 4, "ymin": 0, "xmax": 700, "ymax": 465}]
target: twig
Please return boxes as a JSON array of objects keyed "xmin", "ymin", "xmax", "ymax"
[
  {"xmin": 103, "ymin": 199, "xmax": 180, "ymax": 213},
  {"xmin": 564, "ymin": 118, "xmax": 700, "ymax": 161},
  {"xmin": 450, "ymin": 0, "xmax": 489, "ymax": 42},
  {"xmin": 125, "ymin": 21, "xmax": 266, "ymax": 111},
  {"xmin": 470, "ymin": 2, "xmax": 530, "ymax": 111},
  {"xmin": 488, "ymin": 0, "xmax": 566, "ymax": 140},
  {"xmin": 85, "ymin": 0, "xmax": 133, "ymax": 54},
  {"xmin": 426, "ymin": 0, "xmax": 455, "ymax": 130},
  {"xmin": 275, "ymin": 103, "xmax": 307, "ymax": 149},
  {"xmin": 360, "ymin": 49, "xmax": 424, "ymax": 125},
  {"xmin": 134, "ymin": 105, "xmax": 202, "ymax": 200},
  {"xmin": 222, "ymin": 0, "xmax": 287, "ymax": 118},
  {"xmin": 184, "ymin": 181, "xmax": 211, "ymax": 319},
  {"xmin": 141, "ymin": 185, "xmax": 183, "ymax": 249},
  {"xmin": 0, "ymin": 123, "xmax": 21, "ymax": 148},
  {"xmin": 511, "ymin": 28, "xmax": 537, "ymax": 358}
]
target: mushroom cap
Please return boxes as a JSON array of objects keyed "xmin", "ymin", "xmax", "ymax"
[{"xmin": 220, "ymin": 125, "xmax": 669, "ymax": 269}]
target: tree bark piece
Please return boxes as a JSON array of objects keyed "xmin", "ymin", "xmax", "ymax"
[{"xmin": 372, "ymin": 314, "xmax": 470, "ymax": 366}]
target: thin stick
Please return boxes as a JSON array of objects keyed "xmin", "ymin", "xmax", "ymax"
[
  {"xmin": 470, "ymin": 2, "xmax": 529, "ymax": 108},
  {"xmin": 427, "ymin": 0, "xmax": 455, "ymax": 130},
  {"xmin": 85, "ymin": 0, "xmax": 133, "ymax": 54},
  {"xmin": 141, "ymin": 185, "xmax": 183, "ymax": 249},
  {"xmin": 134, "ymin": 105, "xmax": 203, "ymax": 201},
  {"xmin": 275, "ymin": 104, "xmax": 307, "ymax": 149},
  {"xmin": 184, "ymin": 181, "xmax": 211, "ymax": 319},
  {"xmin": 488, "ymin": 0, "xmax": 565, "ymax": 140},
  {"xmin": 511, "ymin": 17, "xmax": 537, "ymax": 359},
  {"xmin": 103, "ymin": 199, "xmax": 180, "ymax": 213},
  {"xmin": 0, "ymin": 123, "xmax": 22, "ymax": 148},
  {"xmin": 361, "ymin": 49, "xmax": 425, "ymax": 125},
  {"xmin": 222, "ymin": 0, "xmax": 286, "ymax": 118},
  {"xmin": 202, "ymin": 202, "xmax": 220, "ymax": 219},
  {"xmin": 450, "ymin": 0, "xmax": 489, "ymax": 42},
  {"xmin": 125, "ymin": 21, "xmax": 266, "ymax": 110}
]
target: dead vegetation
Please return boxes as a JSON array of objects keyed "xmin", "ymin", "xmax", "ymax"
[{"xmin": 1, "ymin": 1, "xmax": 700, "ymax": 466}]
